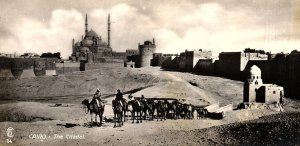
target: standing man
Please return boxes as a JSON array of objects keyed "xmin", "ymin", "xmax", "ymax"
[{"xmin": 279, "ymin": 92, "xmax": 284, "ymax": 112}]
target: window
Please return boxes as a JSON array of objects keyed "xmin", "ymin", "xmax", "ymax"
[{"xmin": 273, "ymin": 91, "xmax": 276, "ymax": 94}]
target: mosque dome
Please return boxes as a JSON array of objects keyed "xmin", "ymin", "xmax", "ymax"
[
  {"xmin": 79, "ymin": 47, "xmax": 90, "ymax": 52},
  {"xmin": 144, "ymin": 40, "xmax": 153, "ymax": 45},
  {"xmin": 75, "ymin": 42, "xmax": 81, "ymax": 46},
  {"xmin": 82, "ymin": 39, "xmax": 93, "ymax": 46},
  {"xmin": 85, "ymin": 30, "xmax": 98, "ymax": 38},
  {"xmin": 250, "ymin": 65, "xmax": 261, "ymax": 76}
]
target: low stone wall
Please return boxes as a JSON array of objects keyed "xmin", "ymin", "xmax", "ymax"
[
  {"xmin": 82, "ymin": 62, "xmax": 123, "ymax": 70},
  {"xmin": 55, "ymin": 62, "xmax": 81, "ymax": 74}
]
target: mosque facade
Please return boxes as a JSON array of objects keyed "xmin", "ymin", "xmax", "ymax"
[{"xmin": 70, "ymin": 14, "xmax": 112, "ymax": 63}]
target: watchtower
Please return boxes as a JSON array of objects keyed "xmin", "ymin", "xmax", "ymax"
[{"xmin": 137, "ymin": 38, "xmax": 156, "ymax": 67}]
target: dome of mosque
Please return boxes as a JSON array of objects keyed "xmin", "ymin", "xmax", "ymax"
[
  {"xmin": 85, "ymin": 30, "xmax": 98, "ymax": 38},
  {"xmin": 75, "ymin": 42, "xmax": 81, "ymax": 46},
  {"xmin": 82, "ymin": 39, "xmax": 93, "ymax": 46},
  {"xmin": 250, "ymin": 65, "xmax": 261, "ymax": 76},
  {"xmin": 144, "ymin": 40, "xmax": 153, "ymax": 45}
]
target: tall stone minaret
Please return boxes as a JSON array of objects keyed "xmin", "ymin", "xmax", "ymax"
[
  {"xmin": 85, "ymin": 13, "xmax": 88, "ymax": 35},
  {"xmin": 108, "ymin": 13, "xmax": 111, "ymax": 48},
  {"xmin": 72, "ymin": 38, "xmax": 75, "ymax": 54}
]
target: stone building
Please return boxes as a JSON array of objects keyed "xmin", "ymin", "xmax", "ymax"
[
  {"xmin": 124, "ymin": 49, "xmax": 139, "ymax": 66},
  {"xmin": 159, "ymin": 49, "xmax": 213, "ymax": 72},
  {"xmin": 151, "ymin": 53, "xmax": 177, "ymax": 67},
  {"xmin": 70, "ymin": 14, "xmax": 112, "ymax": 63},
  {"xmin": 126, "ymin": 49, "xmax": 140, "ymax": 56},
  {"xmin": 124, "ymin": 60, "xmax": 135, "ymax": 68},
  {"xmin": 243, "ymin": 65, "xmax": 284, "ymax": 104},
  {"xmin": 123, "ymin": 39, "xmax": 156, "ymax": 68},
  {"xmin": 178, "ymin": 49, "xmax": 213, "ymax": 72}
]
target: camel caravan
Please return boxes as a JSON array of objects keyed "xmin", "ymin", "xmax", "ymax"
[{"xmin": 82, "ymin": 88, "xmax": 229, "ymax": 128}]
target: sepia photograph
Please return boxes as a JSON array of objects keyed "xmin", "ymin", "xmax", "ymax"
[{"xmin": 0, "ymin": 0, "xmax": 300, "ymax": 145}]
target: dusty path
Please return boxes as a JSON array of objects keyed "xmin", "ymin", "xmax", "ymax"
[{"xmin": 133, "ymin": 68, "xmax": 216, "ymax": 106}]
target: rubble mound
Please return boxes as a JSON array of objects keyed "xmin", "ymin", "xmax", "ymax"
[{"xmin": 200, "ymin": 112, "xmax": 300, "ymax": 145}]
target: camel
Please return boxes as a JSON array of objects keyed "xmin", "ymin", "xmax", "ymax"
[{"xmin": 81, "ymin": 99, "xmax": 105, "ymax": 127}]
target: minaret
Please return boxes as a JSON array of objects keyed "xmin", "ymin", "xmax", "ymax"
[
  {"xmin": 85, "ymin": 13, "xmax": 88, "ymax": 35},
  {"xmin": 108, "ymin": 13, "xmax": 111, "ymax": 48},
  {"xmin": 153, "ymin": 38, "xmax": 155, "ymax": 45},
  {"xmin": 72, "ymin": 38, "xmax": 75, "ymax": 54}
]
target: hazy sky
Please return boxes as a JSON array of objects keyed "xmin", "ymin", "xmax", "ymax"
[{"xmin": 0, "ymin": 0, "xmax": 300, "ymax": 58}]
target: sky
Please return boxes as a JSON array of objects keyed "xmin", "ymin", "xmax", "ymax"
[{"xmin": 0, "ymin": 0, "xmax": 300, "ymax": 58}]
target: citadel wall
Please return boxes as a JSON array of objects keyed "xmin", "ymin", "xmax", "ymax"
[
  {"xmin": 158, "ymin": 50, "xmax": 300, "ymax": 99},
  {"xmin": 193, "ymin": 59, "xmax": 215, "ymax": 75},
  {"xmin": 55, "ymin": 62, "xmax": 81, "ymax": 74},
  {"xmin": 216, "ymin": 52, "xmax": 242, "ymax": 79},
  {"xmin": 151, "ymin": 53, "xmax": 177, "ymax": 67},
  {"xmin": 285, "ymin": 53, "xmax": 300, "ymax": 98}
]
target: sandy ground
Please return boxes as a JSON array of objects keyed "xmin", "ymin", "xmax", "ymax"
[{"xmin": 0, "ymin": 64, "xmax": 299, "ymax": 145}]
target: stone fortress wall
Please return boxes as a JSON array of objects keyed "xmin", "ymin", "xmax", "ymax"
[
  {"xmin": 157, "ymin": 49, "xmax": 300, "ymax": 99},
  {"xmin": 0, "ymin": 57, "xmax": 81, "ymax": 80}
]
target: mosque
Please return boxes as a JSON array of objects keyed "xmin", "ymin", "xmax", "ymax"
[
  {"xmin": 70, "ymin": 14, "xmax": 113, "ymax": 63},
  {"xmin": 243, "ymin": 65, "xmax": 284, "ymax": 104}
]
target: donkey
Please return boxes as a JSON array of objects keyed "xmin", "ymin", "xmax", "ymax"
[{"xmin": 81, "ymin": 99, "xmax": 105, "ymax": 127}]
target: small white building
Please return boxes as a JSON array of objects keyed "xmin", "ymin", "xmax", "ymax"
[{"xmin": 243, "ymin": 65, "xmax": 284, "ymax": 104}]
